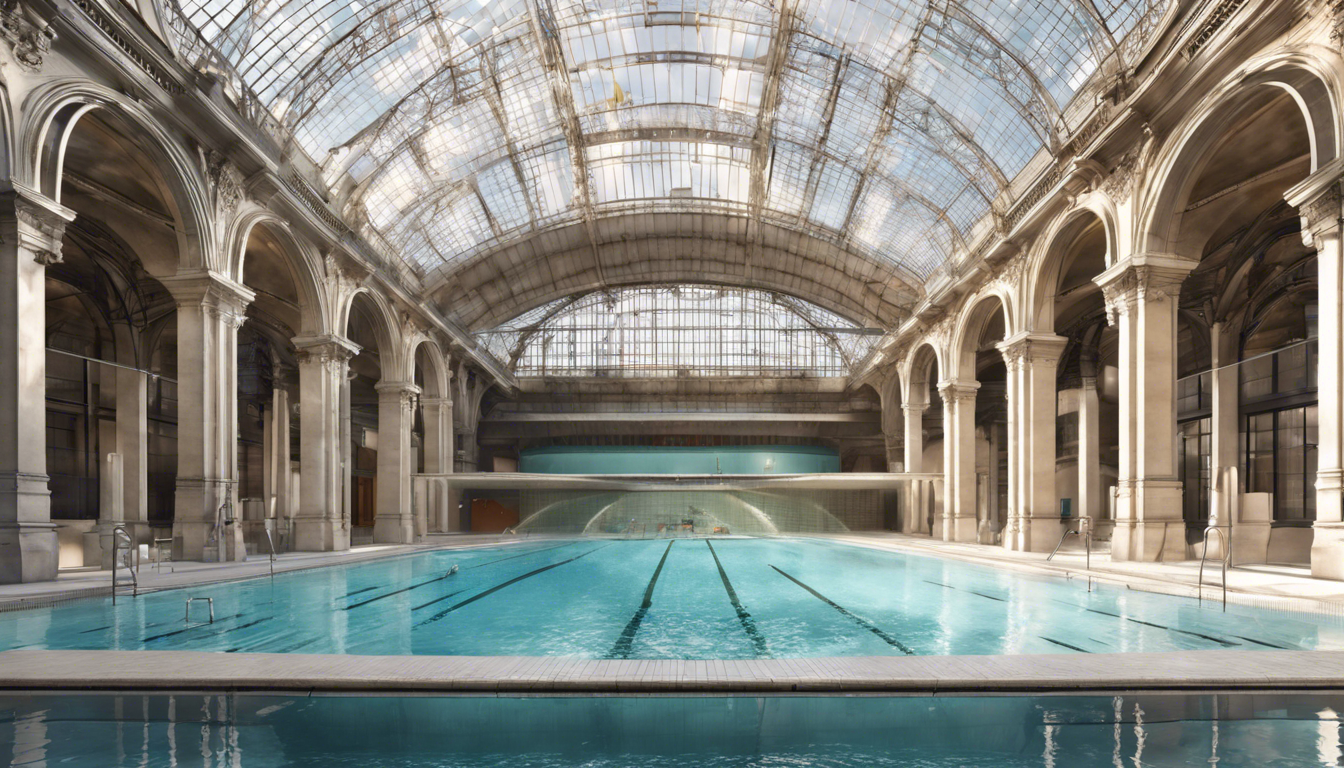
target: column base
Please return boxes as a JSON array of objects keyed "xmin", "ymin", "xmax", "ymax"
[
  {"xmin": 1230, "ymin": 521, "xmax": 1271, "ymax": 565},
  {"xmin": 293, "ymin": 516, "xmax": 350, "ymax": 552},
  {"xmin": 1311, "ymin": 524, "xmax": 1344, "ymax": 580},
  {"xmin": 1110, "ymin": 481, "xmax": 1188, "ymax": 561},
  {"xmin": 373, "ymin": 515, "xmax": 415, "ymax": 545},
  {"xmin": 0, "ymin": 521, "xmax": 57, "ymax": 583},
  {"xmin": 942, "ymin": 513, "xmax": 977, "ymax": 542},
  {"xmin": 1014, "ymin": 516, "xmax": 1067, "ymax": 553}
]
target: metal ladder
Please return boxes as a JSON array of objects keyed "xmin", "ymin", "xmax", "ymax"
[
  {"xmin": 1197, "ymin": 525, "xmax": 1232, "ymax": 611},
  {"xmin": 111, "ymin": 525, "xmax": 137, "ymax": 604},
  {"xmin": 263, "ymin": 525, "xmax": 277, "ymax": 580}
]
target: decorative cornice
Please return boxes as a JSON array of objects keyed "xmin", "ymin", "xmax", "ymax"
[
  {"xmin": 1100, "ymin": 147, "xmax": 1141, "ymax": 202},
  {"xmin": 68, "ymin": 0, "xmax": 183, "ymax": 94},
  {"xmin": 1182, "ymin": 0, "xmax": 1250, "ymax": 59}
]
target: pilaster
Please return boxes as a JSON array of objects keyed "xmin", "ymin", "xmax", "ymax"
[
  {"xmin": 1291, "ymin": 177, "xmax": 1344, "ymax": 579},
  {"xmin": 374, "ymin": 380, "xmax": 420, "ymax": 544},
  {"xmin": 161, "ymin": 270, "xmax": 254, "ymax": 562},
  {"xmin": 0, "ymin": 185, "xmax": 73, "ymax": 582},
  {"xmin": 997, "ymin": 333, "xmax": 1067, "ymax": 552},
  {"xmin": 900, "ymin": 403, "xmax": 929, "ymax": 533},
  {"xmin": 421, "ymin": 395, "xmax": 454, "ymax": 532},
  {"xmin": 1094, "ymin": 254, "xmax": 1196, "ymax": 561},
  {"xmin": 292, "ymin": 335, "xmax": 358, "ymax": 552}
]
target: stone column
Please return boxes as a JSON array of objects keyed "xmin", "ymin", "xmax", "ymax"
[
  {"xmin": 1077, "ymin": 376, "xmax": 1104, "ymax": 534},
  {"xmin": 997, "ymin": 334, "xmax": 1067, "ymax": 552},
  {"xmin": 938, "ymin": 380, "xmax": 979, "ymax": 543},
  {"xmin": 901, "ymin": 403, "xmax": 927, "ymax": 533},
  {"xmin": 0, "ymin": 187, "xmax": 73, "ymax": 582},
  {"xmin": 421, "ymin": 395, "xmax": 453, "ymax": 532},
  {"xmin": 1094, "ymin": 254, "xmax": 1196, "ymax": 561},
  {"xmin": 987, "ymin": 417, "xmax": 1001, "ymax": 536},
  {"xmin": 1293, "ymin": 180, "xmax": 1344, "ymax": 578},
  {"xmin": 263, "ymin": 370, "xmax": 292, "ymax": 541},
  {"xmin": 115, "ymin": 361, "xmax": 148, "ymax": 531},
  {"xmin": 374, "ymin": 381, "xmax": 420, "ymax": 544},
  {"xmin": 292, "ymin": 336, "xmax": 357, "ymax": 552},
  {"xmin": 162, "ymin": 271, "xmax": 254, "ymax": 562}
]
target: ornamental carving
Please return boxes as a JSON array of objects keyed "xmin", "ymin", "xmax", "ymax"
[
  {"xmin": 204, "ymin": 152, "xmax": 246, "ymax": 222},
  {"xmin": 992, "ymin": 256, "xmax": 1026, "ymax": 292},
  {"xmin": 1100, "ymin": 148, "xmax": 1141, "ymax": 202},
  {"xmin": 1327, "ymin": 0, "xmax": 1344, "ymax": 46},
  {"xmin": 0, "ymin": 1, "xmax": 53, "ymax": 72},
  {"xmin": 1299, "ymin": 183, "xmax": 1342, "ymax": 248}
]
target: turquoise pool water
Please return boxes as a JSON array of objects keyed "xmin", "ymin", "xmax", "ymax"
[
  {"xmin": 4, "ymin": 691, "xmax": 1344, "ymax": 766},
  {"xmin": 2, "ymin": 537, "xmax": 1341, "ymax": 658}
]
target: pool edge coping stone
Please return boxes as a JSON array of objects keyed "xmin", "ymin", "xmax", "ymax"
[{"xmin": 2, "ymin": 648, "xmax": 1342, "ymax": 695}]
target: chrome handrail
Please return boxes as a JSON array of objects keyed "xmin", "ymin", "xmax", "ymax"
[
  {"xmin": 111, "ymin": 525, "xmax": 137, "ymax": 604},
  {"xmin": 1198, "ymin": 525, "xmax": 1232, "ymax": 611},
  {"xmin": 1046, "ymin": 517, "xmax": 1091, "ymax": 569},
  {"xmin": 263, "ymin": 525, "xmax": 277, "ymax": 580}
]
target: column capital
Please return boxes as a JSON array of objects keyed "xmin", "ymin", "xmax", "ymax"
[
  {"xmin": 1093, "ymin": 253, "xmax": 1196, "ymax": 326},
  {"xmin": 161, "ymin": 270, "xmax": 255, "ymax": 326},
  {"xmin": 1289, "ymin": 176, "xmax": 1343, "ymax": 248},
  {"xmin": 421, "ymin": 396, "xmax": 453, "ymax": 408},
  {"xmin": 0, "ymin": 183, "xmax": 74, "ymax": 264},
  {"xmin": 936, "ymin": 379, "xmax": 980, "ymax": 403},
  {"xmin": 996, "ymin": 333, "xmax": 1067, "ymax": 370},
  {"xmin": 901, "ymin": 402, "xmax": 928, "ymax": 415},
  {"xmin": 293, "ymin": 334, "xmax": 360, "ymax": 364},
  {"xmin": 375, "ymin": 381, "xmax": 422, "ymax": 400}
]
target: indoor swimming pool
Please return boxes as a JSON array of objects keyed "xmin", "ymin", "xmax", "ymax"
[
  {"xmin": 2, "ymin": 538, "xmax": 1341, "ymax": 659},
  {"xmin": 4, "ymin": 690, "xmax": 1344, "ymax": 767}
]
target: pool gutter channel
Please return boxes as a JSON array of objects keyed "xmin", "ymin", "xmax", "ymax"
[{"xmin": 1, "ymin": 648, "xmax": 1342, "ymax": 697}]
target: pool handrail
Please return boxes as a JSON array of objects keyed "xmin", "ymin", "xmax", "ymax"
[
  {"xmin": 263, "ymin": 524, "xmax": 277, "ymax": 580},
  {"xmin": 111, "ymin": 525, "xmax": 137, "ymax": 604},
  {"xmin": 1197, "ymin": 525, "xmax": 1232, "ymax": 611},
  {"xmin": 1046, "ymin": 516, "xmax": 1091, "ymax": 570}
]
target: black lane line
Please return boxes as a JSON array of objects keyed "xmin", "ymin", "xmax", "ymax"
[
  {"xmin": 607, "ymin": 541, "xmax": 676, "ymax": 660},
  {"xmin": 411, "ymin": 588, "xmax": 472, "ymax": 611},
  {"xmin": 706, "ymin": 541, "xmax": 769, "ymax": 658},
  {"xmin": 417, "ymin": 544, "xmax": 615, "ymax": 628},
  {"xmin": 1232, "ymin": 634, "xmax": 1294, "ymax": 649},
  {"xmin": 771, "ymin": 565, "xmax": 915, "ymax": 655},
  {"xmin": 225, "ymin": 617, "xmax": 272, "ymax": 633},
  {"xmin": 1041, "ymin": 636, "xmax": 1091, "ymax": 653},
  {"xmin": 466, "ymin": 542, "xmax": 577, "ymax": 569},
  {"xmin": 143, "ymin": 613, "xmax": 244, "ymax": 643},
  {"xmin": 78, "ymin": 625, "xmax": 112, "ymax": 634},
  {"xmin": 923, "ymin": 579, "xmax": 1005, "ymax": 603},
  {"xmin": 341, "ymin": 586, "xmax": 378, "ymax": 599},
  {"xmin": 1085, "ymin": 608, "xmax": 1240, "ymax": 647},
  {"xmin": 345, "ymin": 573, "xmax": 458, "ymax": 611}
]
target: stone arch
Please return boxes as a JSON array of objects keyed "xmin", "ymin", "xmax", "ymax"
[
  {"xmin": 1139, "ymin": 49, "xmax": 1343, "ymax": 258},
  {"xmin": 1025, "ymin": 202, "xmax": 1120, "ymax": 332},
  {"xmin": 226, "ymin": 208, "xmax": 329, "ymax": 337},
  {"xmin": 902, "ymin": 341, "xmax": 944, "ymax": 408},
  {"xmin": 409, "ymin": 337, "xmax": 450, "ymax": 398},
  {"xmin": 950, "ymin": 292, "xmax": 1012, "ymax": 381},
  {"xmin": 340, "ymin": 288, "xmax": 401, "ymax": 366}
]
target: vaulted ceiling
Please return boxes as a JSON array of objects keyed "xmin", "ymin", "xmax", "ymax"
[{"xmin": 178, "ymin": 0, "xmax": 1162, "ymax": 330}]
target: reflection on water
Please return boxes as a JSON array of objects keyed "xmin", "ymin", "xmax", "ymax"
[{"xmin": 2, "ymin": 692, "xmax": 1344, "ymax": 767}]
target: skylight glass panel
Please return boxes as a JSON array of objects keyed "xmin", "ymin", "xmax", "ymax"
[
  {"xmin": 849, "ymin": 179, "xmax": 949, "ymax": 278},
  {"xmin": 478, "ymin": 285, "xmax": 869, "ymax": 377},
  {"xmin": 808, "ymin": 161, "xmax": 861, "ymax": 231}
]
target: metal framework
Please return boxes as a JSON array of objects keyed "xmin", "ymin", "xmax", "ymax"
[
  {"xmin": 175, "ymin": 0, "xmax": 1162, "ymax": 305},
  {"xmin": 476, "ymin": 284, "xmax": 880, "ymax": 377}
]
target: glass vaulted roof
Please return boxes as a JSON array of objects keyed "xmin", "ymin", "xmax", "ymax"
[
  {"xmin": 475, "ymin": 284, "xmax": 882, "ymax": 377},
  {"xmin": 178, "ymin": 0, "xmax": 1163, "ymax": 294}
]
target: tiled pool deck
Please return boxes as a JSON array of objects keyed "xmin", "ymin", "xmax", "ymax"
[{"xmin": 3, "ymin": 532, "xmax": 1344, "ymax": 694}]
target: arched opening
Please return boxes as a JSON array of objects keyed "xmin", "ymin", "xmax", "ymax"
[
  {"xmin": 949, "ymin": 297, "xmax": 1009, "ymax": 545},
  {"xmin": 345, "ymin": 293, "xmax": 388, "ymax": 542},
  {"xmin": 903, "ymin": 343, "xmax": 943, "ymax": 535},
  {"xmin": 43, "ymin": 109, "xmax": 186, "ymax": 568},
  {"xmin": 1042, "ymin": 214, "xmax": 1122, "ymax": 544},
  {"xmin": 1151, "ymin": 80, "xmax": 1317, "ymax": 564}
]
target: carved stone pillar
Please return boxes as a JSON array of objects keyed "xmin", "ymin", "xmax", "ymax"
[
  {"xmin": 292, "ymin": 336, "xmax": 357, "ymax": 552},
  {"xmin": 374, "ymin": 381, "xmax": 420, "ymax": 544},
  {"xmin": 0, "ymin": 186, "xmax": 73, "ymax": 582},
  {"xmin": 162, "ymin": 271, "xmax": 254, "ymax": 562},
  {"xmin": 264, "ymin": 365, "xmax": 294, "ymax": 539},
  {"xmin": 1292, "ymin": 178, "xmax": 1344, "ymax": 579},
  {"xmin": 997, "ymin": 334, "xmax": 1067, "ymax": 552},
  {"xmin": 421, "ymin": 395, "xmax": 453, "ymax": 532},
  {"xmin": 1077, "ymin": 376, "xmax": 1104, "ymax": 535},
  {"xmin": 938, "ymin": 380, "xmax": 979, "ymax": 543},
  {"xmin": 900, "ymin": 403, "xmax": 927, "ymax": 533},
  {"xmin": 1094, "ymin": 254, "xmax": 1196, "ymax": 561}
]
